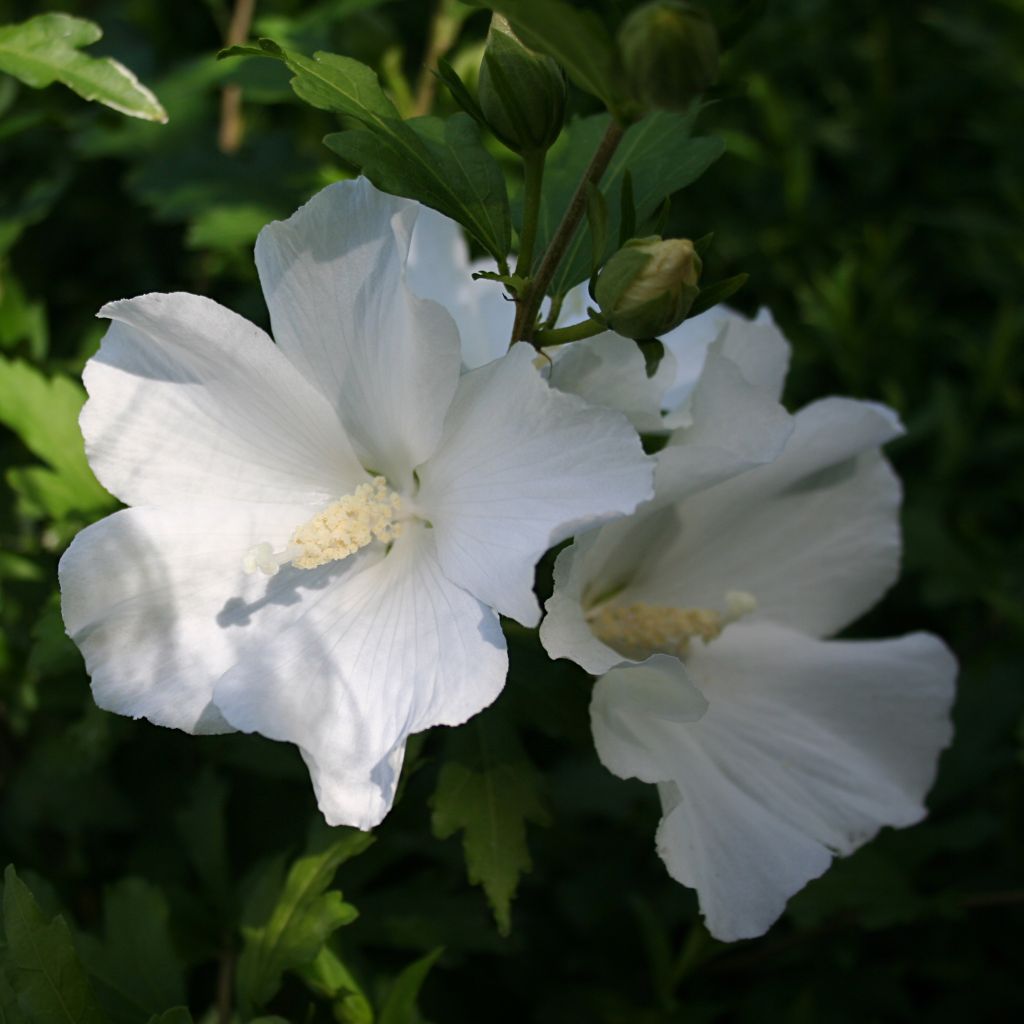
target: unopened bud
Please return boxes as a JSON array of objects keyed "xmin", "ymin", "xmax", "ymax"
[
  {"xmin": 595, "ymin": 236, "xmax": 702, "ymax": 339},
  {"xmin": 478, "ymin": 14, "xmax": 567, "ymax": 153},
  {"xmin": 618, "ymin": 1, "xmax": 719, "ymax": 112}
]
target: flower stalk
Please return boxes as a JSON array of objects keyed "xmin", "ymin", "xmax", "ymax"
[{"xmin": 511, "ymin": 118, "xmax": 627, "ymax": 344}]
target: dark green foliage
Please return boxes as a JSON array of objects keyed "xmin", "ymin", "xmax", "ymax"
[{"xmin": 0, "ymin": 1, "xmax": 1020, "ymax": 1022}]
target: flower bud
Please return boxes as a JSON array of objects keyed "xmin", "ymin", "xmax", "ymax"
[
  {"xmin": 595, "ymin": 236, "xmax": 702, "ymax": 339},
  {"xmin": 478, "ymin": 14, "xmax": 567, "ymax": 153},
  {"xmin": 618, "ymin": 1, "xmax": 719, "ymax": 112}
]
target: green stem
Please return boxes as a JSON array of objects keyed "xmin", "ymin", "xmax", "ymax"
[
  {"xmin": 514, "ymin": 149, "xmax": 546, "ymax": 279},
  {"xmin": 534, "ymin": 317, "xmax": 605, "ymax": 347},
  {"xmin": 511, "ymin": 118, "xmax": 627, "ymax": 345}
]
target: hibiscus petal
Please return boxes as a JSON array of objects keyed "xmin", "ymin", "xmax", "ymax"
[
  {"xmin": 546, "ymin": 332, "xmax": 677, "ymax": 433},
  {"xmin": 58, "ymin": 500, "xmax": 319, "ymax": 735},
  {"xmin": 637, "ymin": 397, "xmax": 904, "ymax": 637},
  {"xmin": 661, "ymin": 306, "xmax": 791, "ymax": 420},
  {"xmin": 255, "ymin": 179, "xmax": 461, "ymax": 486},
  {"xmin": 417, "ymin": 343, "xmax": 654, "ymax": 627},
  {"xmin": 406, "ymin": 205, "xmax": 512, "ymax": 370},
  {"xmin": 86, "ymin": 293, "xmax": 365, "ymax": 506},
  {"xmin": 211, "ymin": 525, "xmax": 508, "ymax": 830},
  {"xmin": 591, "ymin": 623, "xmax": 956, "ymax": 941}
]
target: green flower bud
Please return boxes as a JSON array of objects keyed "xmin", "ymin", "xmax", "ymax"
[
  {"xmin": 478, "ymin": 14, "xmax": 567, "ymax": 153},
  {"xmin": 595, "ymin": 236, "xmax": 702, "ymax": 339},
  {"xmin": 618, "ymin": 1, "xmax": 719, "ymax": 112}
]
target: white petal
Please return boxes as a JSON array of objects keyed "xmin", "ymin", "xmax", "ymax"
[
  {"xmin": 546, "ymin": 332, "xmax": 677, "ymax": 433},
  {"xmin": 58, "ymin": 501, "xmax": 318, "ymax": 735},
  {"xmin": 405, "ymin": 206, "xmax": 513, "ymax": 370},
  {"xmin": 591, "ymin": 654, "xmax": 708, "ymax": 783},
  {"xmin": 540, "ymin": 341, "xmax": 792, "ymax": 673},
  {"xmin": 85, "ymin": 294, "xmax": 365, "ymax": 507},
  {"xmin": 255, "ymin": 179, "xmax": 461, "ymax": 485},
  {"xmin": 655, "ymin": 335, "xmax": 794, "ymax": 502},
  {"xmin": 638, "ymin": 397, "xmax": 904, "ymax": 637},
  {"xmin": 661, "ymin": 306, "xmax": 791, "ymax": 421},
  {"xmin": 212, "ymin": 525, "xmax": 508, "ymax": 829},
  {"xmin": 592, "ymin": 623, "xmax": 956, "ymax": 941},
  {"xmin": 417, "ymin": 343, "xmax": 654, "ymax": 627}
]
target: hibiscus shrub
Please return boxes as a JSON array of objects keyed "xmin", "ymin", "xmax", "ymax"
[{"xmin": 0, "ymin": 1, "xmax": 1021, "ymax": 1022}]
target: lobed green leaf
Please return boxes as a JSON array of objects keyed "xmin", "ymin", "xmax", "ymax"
[{"xmin": 431, "ymin": 716, "xmax": 550, "ymax": 936}]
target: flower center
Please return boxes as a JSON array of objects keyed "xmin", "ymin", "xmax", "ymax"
[
  {"xmin": 588, "ymin": 590, "xmax": 757, "ymax": 661},
  {"xmin": 243, "ymin": 476, "xmax": 403, "ymax": 577}
]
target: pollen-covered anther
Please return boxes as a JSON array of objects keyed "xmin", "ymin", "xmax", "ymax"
[
  {"xmin": 289, "ymin": 476, "xmax": 403, "ymax": 570},
  {"xmin": 589, "ymin": 591, "xmax": 758, "ymax": 661}
]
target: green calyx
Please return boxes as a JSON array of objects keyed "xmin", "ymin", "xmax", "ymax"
[
  {"xmin": 618, "ymin": 1, "xmax": 719, "ymax": 113},
  {"xmin": 478, "ymin": 14, "xmax": 567, "ymax": 154}
]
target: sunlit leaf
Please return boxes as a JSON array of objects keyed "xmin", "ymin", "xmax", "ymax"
[
  {"xmin": 0, "ymin": 14, "xmax": 166, "ymax": 122},
  {"xmin": 236, "ymin": 830, "xmax": 373, "ymax": 1015}
]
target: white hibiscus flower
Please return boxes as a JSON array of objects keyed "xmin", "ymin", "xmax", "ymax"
[
  {"xmin": 59, "ymin": 178, "xmax": 655, "ymax": 830},
  {"xmin": 540, "ymin": 318, "xmax": 957, "ymax": 941}
]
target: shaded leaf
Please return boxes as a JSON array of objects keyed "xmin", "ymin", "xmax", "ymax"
[
  {"xmin": 145, "ymin": 1010, "xmax": 192, "ymax": 1024},
  {"xmin": 1, "ymin": 866, "xmax": 107, "ymax": 1024},
  {"xmin": 431, "ymin": 715, "xmax": 550, "ymax": 935},
  {"xmin": 378, "ymin": 948, "xmax": 443, "ymax": 1024},
  {"xmin": 76, "ymin": 879, "xmax": 186, "ymax": 1024},
  {"xmin": 222, "ymin": 40, "xmax": 511, "ymax": 261},
  {"xmin": 686, "ymin": 272, "xmax": 749, "ymax": 318},
  {"xmin": 0, "ymin": 14, "xmax": 166, "ymax": 122},
  {"xmin": 530, "ymin": 110, "xmax": 724, "ymax": 297}
]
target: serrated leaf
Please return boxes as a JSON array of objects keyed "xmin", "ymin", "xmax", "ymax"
[
  {"xmin": 431, "ymin": 716, "xmax": 550, "ymax": 935},
  {"xmin": 529, "ymin": 110, "xmax": 725, "ymax": 297},
  {"xmin": 223, "ymin": 40, "xmax": 510, "ymax": 261},
  {"xmin": 0, "ymin": 14, "xmax": 166, "ymax": 122},
  {"xmin": 0, "ymin": 357, "xmax": 112, "ymax": 519},
  {"xmin": 477, "ymin": 1, "xmax": 621, "ymax": 111},
  {"xmin": 378, "ymin": 948, "xmax": 443, "ymax": 1024},
  {"xmin": 236, "ymin": 830, "xmax": 373, "ymax": 1015},
  {"xmin": 76, "ymin": 879, "xmax": 185, "ymax": 1024},
  {"xmin": 2, "ymin": 866, "xmax": 107, "ymax": 1024}
]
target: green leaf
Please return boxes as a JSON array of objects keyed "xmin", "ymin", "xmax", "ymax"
[
  {"xmin": 76, "ymin": 879, "xmax": 185, "ymax": 1024},
  {"xmin": 531, "ymin": 110, "xmax": 725, "ymax": 297},
  {"xmin": 0, "ymin": 357, "xmax": 112, "ymax": 520},
  {"xmin": 477, "ymin": 1, "xmax": 621, "ymax": 111},
  {"xmin": 327, "ymin": 113, "xmax": 510, "ymax": 262},
  {"xmin": 0, "ymin": 14, "xmax": 167, "ymax": 122},
  {"xmin": 0, "ymin": 273, "xmax": 47, "ymax": 359},
  {"xmin": 236, "ymin": 830, "xmax": 373, "ymax": 1015},
  {"xmin": 434, "ymin": 57, "xmax": 488, "ymax": 128},
  {"xmin": 174, "ymin": 769, "xmax": 232, "ymax": 909},
  {"xmin": 1, "ymin": 865, "xmax": 107, "ymax": 1024},
  {"xmin": 223, "ymin": 40, "xmax": 511, "ymax": 262},
  {"xmin": 686, "ymin": 273, "xmax": 749, "ymax": 318},
  {"xmin": 378, "ymin": 948, "xmax": 443, "ymax": 1024},
  {"xmin": 431, "ymin": 716, "xmax": 551, "ymax": 935},
  {"xmin": 300, "ymin": 945, "xmax": 373, "ymax": 1024}
]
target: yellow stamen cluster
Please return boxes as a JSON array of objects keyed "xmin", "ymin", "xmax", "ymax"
[
  {"xmin": 589, "ymin": 591, "xmax": 757, "ymax": 661},
  {"xmin": 590, "ymin": 602, "xmax": 723, "ymax": 660},
  {"xmin": 290, "ymin": 477, "xmax": 402, "ymax": 569}
]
